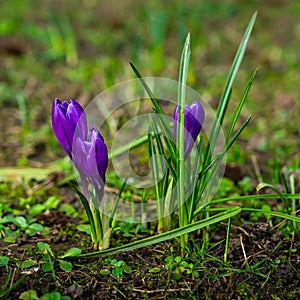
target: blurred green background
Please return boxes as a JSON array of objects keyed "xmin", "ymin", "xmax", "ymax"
[{"xmin": 0, "ymin": 0, "xmax": 299, "ymax": 175}]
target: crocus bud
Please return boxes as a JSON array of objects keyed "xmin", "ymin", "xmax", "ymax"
[
  {"xmin": 52, "ymin": 98, "xmax": 87, "ymax": 160},
  {"xmin": 73, "ymin": 126, "xmax": 108, "ymax": 197},
  {"xmin": 173, "ymin": 101, "xmax": 205, "ymax": 157}
]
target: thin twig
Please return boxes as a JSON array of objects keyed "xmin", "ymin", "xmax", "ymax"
[
  {"xmin": 251, "ymin": 154, "xmax": 263, "ymax": 182},
  {"xmin": 240, "ymin": 235, "xmax": 249, "ymax": 268},
  {"xmin": 132, "ymin": 288, "xmax": 190, "ymax": 294}
]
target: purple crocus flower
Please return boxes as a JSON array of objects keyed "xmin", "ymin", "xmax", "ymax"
[
  {"xmin": 73, "ymin": 126, "xmax": 108, "ymax": 200},
  {"xmin": 173, "ymin": 101, "xmax": 205, "ymax": 157},
  {"xmin": 52, "ymin": 98, "xmax": 87, "ymax": 160}
]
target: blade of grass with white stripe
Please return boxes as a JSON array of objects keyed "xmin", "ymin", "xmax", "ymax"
[
  {"xmin": 177, "ymin": 33, "xmax": 191, "ymax": 250},
  {"xmin": 194, "ymin": 114, "xmax": 252, "ymax": 214},
  {"xmin": 149, "ymin": 115, "xmax": 175, "ymax": 232},
  {"xmin": 289, "ymin": 174, "xmax": 297, "ymax": 230},
  {"xmin": 197, "ymin": 14, "xmax": 256, "ymax": 202},
  {"xmin": 224, "ymin": 216, "xmax": 232, "ymax": 263},
  {"xmin": 226, "ymin": 69, "xmax": 258, "ymax": 144},
  {"xmin": 150, "ymin": 114, "xmax": 176, "ymax": 179},
  {"xmin": 150, "ymin": 110, "xmax": 178, "ymax": 232},
  {"xmin": 208, "ymin": 12, "xmax": 257, "ymax": 151},
  {"xmin": 148, "ymin": 129, "xmax": 164, "ymax": 230},
  {"xmin": 91, "ymin": 192, "xmax": 103, "ymax": 248},
  {"xmin": 197, "ymin": 13, "xmax": 257, "ymax": 214},
  {"xmin": 78, "ymin": 206, "xmax": 241, "ymax": 257}
]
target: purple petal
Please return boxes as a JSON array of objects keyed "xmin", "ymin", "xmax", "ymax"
[
  {"xmin": 73, "ymin": 126, "xmax": 108, "ymax": 190},
  {"xmin": 52, "ymin": 98, "xmax": 87, "ymax": 160},
  {"xmin": 52, "ymin": 100, "xmax": 73, "ymax": 158},
  {"xmin": 73, "ymin": 137, "xmax": 89, "ymax": 174},
  {"xmin": 89, "ymin": 126, "xmax": 108, "ymax": 183},
  {"xmin": 67, "ymin": 100, "xmax": 87, "ymax": 141},
  {"xmin": 173, "ymin": 101, "xmax": 205, "ymax": 156},
  {"xmin": 190, "ymin": 101, "xmax": 205, "ymax": 136}
]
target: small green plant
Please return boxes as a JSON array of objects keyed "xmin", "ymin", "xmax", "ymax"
[
  {"xmin": 113, "ymin": 218, "xmax": 136, "ymax": 237},
  {"xmin": 60, "ymin": 203, "xmax": 79, "ymax": 217},
  {"xmin": 113, "ymin": 218, "xmax": 153, "ymax": 237},
  {"xmin": 164, "ymin": 254, "xmax": 199, "ymax": 280},
  {"xmin": 237, "ymin": 176, "xmax": 253, "ymax": 193},
  {"xmin": 38, "ymin": 242, "xmax": 81, "ymax": 274},
  {"xmin": 18, "ymin": 242, "xmax": 81, "ymax": 279},
  {"xmin": 19, "ymin": 289, "xmax": 71, "ymax": 300},
  {"xmin": 100, "ymin": 258, "xmax": 132, "ymax": 278},
  {"xmin": 0, "ymin": 214, "xmax": 45, "ymax": 243},
  {"xmin": 0, "ymin": 255, "xmax": 9, "ymax": 267},
  {"xmin": 110, "ymin": 259, "xmax": 132, "ymax": 278},
  {"xmin": 28, "ymin": 196, "xmax": 60, "ymax": 214}
]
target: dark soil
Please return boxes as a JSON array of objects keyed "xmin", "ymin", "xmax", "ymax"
[{"xmin": 1, "ymin": 182, "xmax": 299, "ymax": 299}]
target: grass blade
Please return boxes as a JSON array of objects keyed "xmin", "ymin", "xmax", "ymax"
[
  {"xmin": 188, "ymin": 137, "xmax": 204, "ymax": 223},
  {"xmin": 129, "ymin": 62, "xmax": 176, "ymax": 162},
  {"xmin": 79, "ymin": 206, "xmax": 241, "ymax": 257},
  {"xmin": 148, "ymin": 131, "xmax": 163, "ymax": 224},
  {"xmin": 242, "ymin": 208, "xmax": 300, "ymax": 223},
  {"xmin": 68, "ymin": 181, "xmax": 97, "ymax": 243},
  {"xmin": 225, "ymin": 115, "xmax": 252, "ymax": 152},
  {"xmin": 207, "ymin": 12, "xmax": 257, "ymax": 154},
  {"xmin": 210, "ymin": 193, "xmax": 300, "ymax": 205},
  {"xmin": 177, "ymin": 33, "xmax": 191, "ymax": 249},
  {"xmin": 226, "ymin": 69, "xmax": 258, "ymax": 143},
  {"xmin": 109, "ymin": 133, "xmax": 149, "ymax": 159},
  {"xmin": 150, "ymin": 115, "xmax": 176, "ymax": 179},
  {"xmin": 197, "ymin": 207, "xmax": 300, "ymax": 224},
  {"xmin": 109, "ymin": 179, "xmax": 127, "ymax": 227}
]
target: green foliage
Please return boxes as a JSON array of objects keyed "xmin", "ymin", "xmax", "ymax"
[
  {"xmin": 0, "ymin": 214, "xmax": 45, "ymax": 242},
  {"xmin": 100, "ymin": 258, "xmax": 132, "ymax": 278},
  {"xmin": 29, "ymin": 196, "xmax": 60, "ymax": 214},
  {"xmin": 15, "ymin": 242, "xmax": 82, "ymax": 277},
  {"xmin": 59, "ymin": 247, "xmax": 82, "ymax": 258},
  {"xmin": 149, "ymin": 267, "xmax": 161, "ymax": 273},
  {"xmin": 18, "ymin": 259, "xmax": 36, "ymax": 269},
  {"xmin": 69, "ymin": 176, "xmax": 127, "ymax": 250},
  {"xmin": 76, "ymin": 224, "xmax": 91, "ymax": 235},
  {"xmin": 19, "ymin": 290, "xmax": 71, "ymax": 300},
  {"xmin": 113, "ymin": 218, "xmax": 153, "ymax": 237},
  {"xmin": 19, "ymin": 290, "xmax": 39, "ymax": 300},
  {"xmin": 255, "ymin": 165, "xmax": 300, "ymax": 233},
  {"xmin": 60, "ymin": 203, "xmax": 78, "ymax": 217},
  {"xmin": 215, "ymin": 177, "xmax": 239, "ymax": 198},
  {"xmin": 164, "ymin": 254, "xmax": 199, "ymax": 280},
  {"xmin": 0, "ymin": 255, "xmax": 9, "ymax": 267},
  {"xmin": 131, "ymin": 13, "xmax": 257, "ymax": 252},
  {"xmin": 58, "ymin": 260, "xmax": 73, "ymax": 272},
  {"xmin": 237, "ymin": 176, "xmax": 253, "ymax": 193}
]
